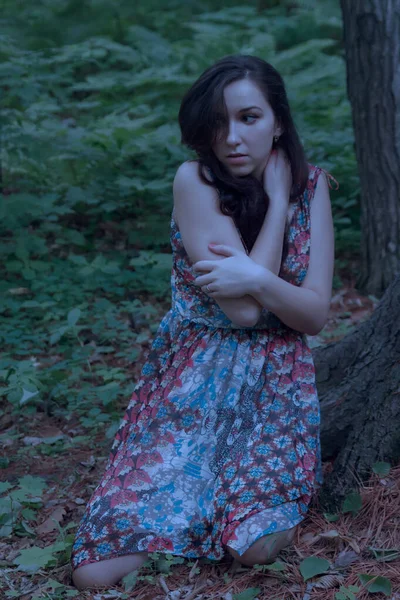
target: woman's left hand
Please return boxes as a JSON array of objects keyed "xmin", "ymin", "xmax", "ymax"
[{"xmin": 192, "ymin": 244, "xmax": 262, "ymax": 298}]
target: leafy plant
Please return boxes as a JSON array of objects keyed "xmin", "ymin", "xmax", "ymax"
[
  {"xmin": 342, "ymin": 491, "xmax": 362, "ymax": 515},
  {"xmin": 335, "ymin": 584, "xmax": 360, "ymax": 600},
  {"xmin": 358, "ymin": 574, "xmax": 392, "ymax": 596},
  {"xmin": 299, "ymin": 556, "xmax": 331, "ymax": 581},
  {"xmin": 0, "ymin": 1, "xmax": 361, "ymax": 597},
  {"xmin": 368, "ymin": 546, "xmax": 400, "ymax": 562},
  {"xmin": 372, "ymin": 461, "xmax": 391, "ymax": 476},
  {"xmin": 233, "ymin": 588, "xmax": 261, "ymax": 600},
  {"xmin": 13, "ymin": 541, "xmax": 71, "ymax": 573},
  {"xmin": 0, "ymin": 475, "xmax": 47, "ymax": 538}
]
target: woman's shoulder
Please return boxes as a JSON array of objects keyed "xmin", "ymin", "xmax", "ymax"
[
  {"xmin": 172, "ymin": 161, "xmax": 217, "ymax": 227},
  {"xmin": 175, "ymin": 159, "xmax": 198, "ymax": 178},
  {"xmin": 306, "ymin": 163, "xmax": 339, "ymax": 191},
  {"xmin": 176, "ymin": 159, "xmax": 214, "ymax": 183},
  {"xmin": 306, "ymin": 163, "xmax": 322, "ymax": 179}
]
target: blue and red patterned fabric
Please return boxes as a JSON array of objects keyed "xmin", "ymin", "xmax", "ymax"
[{"xmin": 71, "ymin": 164, "xmax": 324, "ymax": 570}]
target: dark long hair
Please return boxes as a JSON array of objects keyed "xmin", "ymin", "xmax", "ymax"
[{"xmin": 178, "ymin": 54, "xmax": 309, "ymax": 252}]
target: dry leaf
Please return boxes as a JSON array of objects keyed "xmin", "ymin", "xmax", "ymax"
[
  {"xmin": 188, "ymin": 559, "xmax": 199, "ymax": 582},
  {"xmin": 40, "ymin": 425, "xmax": 64, "ymax": 437},
  {"xmin": 79, "ymin": 455, "xmax": 96, "ymax": 468},
  {"xmin": 319, "ymin": 530, "xmax": 340, "ymax": 539},
  {"xmin": 159, "ymin": 575, "xmax": 170, "ymax": 593},
  {"xmin": 36, "ymin": 506, "xmax": 66, "ymax": 534},
  {"xmin": 301, "ymin": 532, "xmax": 317, "ymax": 544},
  {"xmin": 313, "ymin": 573, "xmax": 345, "ymax": 589},
  {"xmin": 0, "ymin": 437, "xmax": 15, "ymax": 448},
  {"xmin": 23, "ymin": 426, "xmax": 65, "ymax": 446},
  {"xmin": 334, "ymin": 549, "xmax": 359, "ymax": 568},
  {"xmin": 346, "ymin": 538, "xmax": 360, "ymax": 553},
  {"xmin": 23, "ymin": 437, "xmax": 45, "ymax": 446},
  {"xmin": 301, "ymin": 529, "xmax": 339, "ymax": 546},
  {"xmin": 93, "ymin": 593, "xmax": 124, "ymax": 599}
]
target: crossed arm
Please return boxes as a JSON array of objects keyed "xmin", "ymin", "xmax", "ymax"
[
  {"xmin": 173, "ymin": 162, "xmax": 334, "ymax": 336},
  {"xmin": 237, "ymin": 171, "xmax": 335, "ymax": 335},
  {"xmin": 238, "ymin": 173, "xmax": 335, "ymax": 335}
]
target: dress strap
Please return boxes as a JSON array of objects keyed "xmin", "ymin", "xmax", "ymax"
[{"xmin": 320, "ymin": 168, "xmax": 339, "ymax": 191}]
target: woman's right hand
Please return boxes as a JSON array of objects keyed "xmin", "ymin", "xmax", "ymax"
[{"xmin": 263, "ymin": 148, "xmax": 292, "ymax": 208}]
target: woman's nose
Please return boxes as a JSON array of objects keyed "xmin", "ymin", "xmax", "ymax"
[{"xmin": 226, "ymin": 122, "xmax": 240, "ymax": 144}]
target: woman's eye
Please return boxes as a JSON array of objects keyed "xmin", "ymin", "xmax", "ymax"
[{"xmin": 243, "ymin": 114, "xmax": 258, "ymax": 123}]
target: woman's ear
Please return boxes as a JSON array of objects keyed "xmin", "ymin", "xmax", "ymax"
[{"xmin": 274, "ymin": 123, "xmax": 284, "ymax": 138}]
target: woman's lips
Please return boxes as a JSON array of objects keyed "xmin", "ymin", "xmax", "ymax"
[{"xmin": 226, "ymin": 155, "xmax": 248, "ymax": 164}]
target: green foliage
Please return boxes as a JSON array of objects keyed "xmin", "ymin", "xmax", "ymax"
[
  {"xmin": 372, "ymin": 461, "xmax": 391, "ymax": 476},
  {"xmin": 120, "ymin": 551, "xmax": 187, "ymax": 592},
  {"xmin": 13, "ymin": 542, "xmax": 70, "ymax": 572},
  {"xmin": 324, "ymin": 512, "xmax": 340, "ymax": 522},
  {"xmin": 0, "ymin": 1, "xmax": 360, "ymax": 594},
  {"xmin": 1, "ymin": 473, "xmax": 75, "ymax": 597},
  {"xmin": 0, "ymin": 475, "xmax": 47, "ymax": 538},
  {"xmin": 358, "ymin": 574, "xmax": 392, "ymax": 596},
  {"xmin": 122, "ymin": 569, "xmax": 139, "ymax": 592},
  {"xmin": 299, "ymin": 556, "xmax": 331, "ymax": 581},
  {"xmin": 253, "ymin": 560, "xmax": 287, "ymax": 572},
  {"xmin": 335, "ymin": 585, "xmax": 360, "ymax": 600},
  {"xmin": 233, "ymin": 588, "xmax": 261, "ymax": 600},
  {"xmin": 342, "ymin": 491, "xmax": 363, "ymax": 515},
  {"xmin": 369, "ymin": 547, "xmax": 400, "ymax": 562},
  {"xmin": 0, "ymin": 0, "xmax": 357, "ymax": 426}
]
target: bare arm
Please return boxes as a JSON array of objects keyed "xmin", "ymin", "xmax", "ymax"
[
  {"xmin": 248, "ymin": 172, "xmax": 335, "ymax": 334},
  {"xmin": 249, "ymin": 203, "xmax": 288, "ymax": 274},
  {"xmin": 249, "ymin": 147, "xmax": 292, "ymax": 274},
  {"xmin": 173, "ymin": 161, "xmax": 262, "ymax": 328}
]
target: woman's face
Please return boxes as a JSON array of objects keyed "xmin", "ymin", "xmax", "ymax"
[{"xmin": 211, "ymin": 78, "xmax": 281, "ymax": 182}]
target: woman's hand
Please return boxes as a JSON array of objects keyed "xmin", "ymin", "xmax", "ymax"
[
  {"xmin": 263, "ymin": 148, "xmax": 292, "ymax": 208},
  {"xmin": 192, "ymin": 244, "xmax": 263, "ymax": 298}
]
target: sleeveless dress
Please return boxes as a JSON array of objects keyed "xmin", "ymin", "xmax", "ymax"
[{"xmin": 71, "ymin": 164, "xmax": 324, "ymax": 570}]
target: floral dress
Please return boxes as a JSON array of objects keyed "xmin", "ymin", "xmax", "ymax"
[{"xmin": 71, "ymin": 164, "xmax": 325, "ymax": 570}]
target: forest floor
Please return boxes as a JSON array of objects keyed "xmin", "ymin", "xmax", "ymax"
[{"xmin": 2, "ymin": 261, "xmax": 400, "ymax": 600}]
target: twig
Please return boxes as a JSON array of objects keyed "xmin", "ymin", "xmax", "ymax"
[
  {"xmin": 188, "ymin": 559, "xmax": 199, "ymax": 582},
  {"xmin": 159, "ymin": 575, "xmax": 169, "ymax": 594},
  {"xmin": 183, "ymin": 581, "xmax": 209, "ymax": 600},
  {"xmin": 301, "ymin": 582, "xmax": 314, "ymax": 600}
]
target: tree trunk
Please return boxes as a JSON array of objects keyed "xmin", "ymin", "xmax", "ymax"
[
  {"xmin": 314, "ymin": 274, "xmax": 400, "ymax": 510},
  {"xmin": 340, "ymin": 0, "xmax": 400, "ymax": 297}
]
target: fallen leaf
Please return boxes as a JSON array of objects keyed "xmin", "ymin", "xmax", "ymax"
[
  {"xmin": 79, "ymin": 455, "xmax": 96, "ymax": 468},
  {"xmin": 301, "ymin": 529, "xmax": 340, "ymax": 546},
  {"xmin": 36, "ymin": 507, "xmax": 66, "ymax": 534},
  {"xmin": 334, "ymin": 549, "xmax": 359, "ymax": 568},
  {"xmin": 313, "ymin": 573, "xmax": 345, "ymax": 589},
  {"xmin": 346, "ymin": 538, "xmax": 361, "ymax": 553},
  {"xmin": 188, "ymin": 559, "xmax": 199, "ymax": 582},
  {"xmin": 23, "ymin": 426, "xmax": 65, "ymax": 446},
  {"xmin": 301, "ymin": 532, "xmax": 317, "ymax": 544},
  {"xmin": 299, "ymin": 556, "xmax": 330, "ymax": 581},
  {"xmin": 369, "ymin": 546, "xmax": 400, "ymax": 562},
  {"xmin": 319, "ymin": 530, "xmax": 340, "ymax": 540},
  {"xmin": 0, "ymin": 437, "xmax": 15, "ymax": 448},
  {"xmin": 39, "ymin": 426, "xmax": 65, "ymax": 437},
  {"xmin": 23, "ymin": 437, "xmax": 45, "ymax": 446}
]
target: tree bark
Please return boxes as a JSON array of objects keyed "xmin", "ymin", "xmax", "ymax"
[
  {"xmin": 314, "ymin": 274, "xmax": 400, "ymax": 510},
  {"xmin": 340, "ymin": 0, "xmax": 400, "ymax": 297}
]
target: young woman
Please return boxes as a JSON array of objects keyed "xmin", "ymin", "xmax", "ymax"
[{"xmin": 71, "ymin": 54, "xmax": 335, "ymax": 590}]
